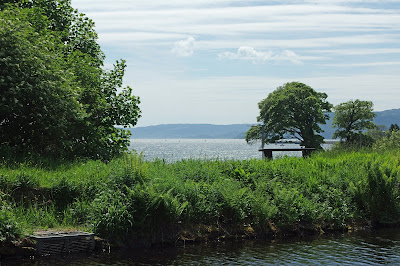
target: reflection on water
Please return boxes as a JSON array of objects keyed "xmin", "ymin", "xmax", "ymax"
[
  {"xmin": 7, "ymin": 229, "xmax": 400, "ymax": 265},
  {"xmin": 129, "ymin": 139, "xmax": 332, "ymax": 162}
]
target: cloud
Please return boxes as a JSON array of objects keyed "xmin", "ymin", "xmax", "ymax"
[
  {"xmin": 70, "ymin": 0, "xmax": 400, "ymax": 126},
  {"xmin": 87, "ymin": 8, "xmax": 400, "ymax": 36},
  {"xmin": 99, "ymin": 32, "xmax": 187, "ymax": 44},
  {"xmin": 171, "ymin": 37, "xmax": 196, "ymax": 57},
  {"xmin": 280, "ymin": 50, "xmax": 303, "ymax": 64},
  {"xmin": 218, "ymin": 47, "xmax": 303, "ymax": 64},
  {"xmin": 199, "ymin": 34, "xmax": 398, "ymax": 50},
  {"xmin": 132, "ymin": 73, "xmax": 400, "ymax": 126},
  {"xmin": 77, "ymin": 1, "xmax": 400, "ymax": 54},
  {"xmin": 218, "ymin": 47, "xmax": 273, "ymax": 62},
  {"xmin": 322, "ymin": 61, "xmax": 400, "ymax": 67},
  {"xmin": 313, "ymin": 48, "xmax": 400, "ymax": 56}
]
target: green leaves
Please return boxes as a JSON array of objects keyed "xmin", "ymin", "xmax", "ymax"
[
  {"xmin": 0, "ymin": 193, "xmax": 21, "ymax": 243},
  {"xmin": 333, "ymin": 99, "xmax": 376, "ymax": 142},
  {"xmin": 249, "ymin": 82, "xmax": 332, "ymax": 149},
  {"xmin": 0, "ymin": 2, "xmax": 141, "ymax": 160},
  {"xmin": 0, "ymin": 7, "xmax": 81, "ymax": 156},
  {"xmin": 373, "ymin": 130, "xmax": 400, "ymax": 152},
  {"xmin": 2, "ymin": 151, "xmax": 400, "ymax": 243}
]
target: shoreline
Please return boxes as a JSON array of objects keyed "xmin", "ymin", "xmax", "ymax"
[
  {"xmin": 1, "ymin": 150, "xmax": 400, "ymax": 260},
  {"xmin": 1, "ymin": 220, "xmax": 396, "ymax": 261}
]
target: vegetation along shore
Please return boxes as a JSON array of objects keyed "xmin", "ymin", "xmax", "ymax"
[{"xmin": 1, "ymin": 134, "xmax": 400, "ymax": 257}]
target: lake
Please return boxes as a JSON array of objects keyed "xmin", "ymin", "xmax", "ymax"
[{"xmin": 129, "ymin": 139, "xmax": 333, "ymax": 162}]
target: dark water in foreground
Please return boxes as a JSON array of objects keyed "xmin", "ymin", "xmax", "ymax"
[{"xmin": 6, "ymin": 228, "xmax": 400, "ymax": 265}]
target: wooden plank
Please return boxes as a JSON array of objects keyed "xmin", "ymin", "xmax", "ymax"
[{"xmin": 258, "ymin": 148, "xmax": 315, "ymax": 152}]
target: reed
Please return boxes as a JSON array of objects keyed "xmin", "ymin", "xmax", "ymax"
[{"xmin": 1, "ymin": 147, "xmax": 400, "ymax": 244}]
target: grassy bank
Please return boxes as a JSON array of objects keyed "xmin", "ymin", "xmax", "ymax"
[{"xmin": 1, "ymin": 149, "xmax": 400, "ymax": 248}]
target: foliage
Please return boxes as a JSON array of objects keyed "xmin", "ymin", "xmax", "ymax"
[
  {"xmin": 85, "ymin": 190, "xmax": 135, "ymax": 242},
  {"xmin": 245, "ymin": 125, "xmax": 263, "ymax": 145},
  {"xmin": 0, "ymin": 1, "xmax": 141, "ymax": 160},
  {"xmin": 1, "ymin": 151, "xmax": 400, "ymax": 243},
  {"xmin": 0, "ymin": 192, "xmax": 21, "ymax": 243},
  {"xmin": 246, "ymin": 82, "xmax": 332, "ymax": 149},
  {"xmin": 366, "ymin": 125, "xmax": 387, "ymax": 143},
  {"xmin": 389, "ymin": 124, "xmax": 400, "ymax": 132},
  {"xmin": 350, "ymin": 161, "xmax": 400, "ymax": 224},
  {"xmin": 373, "ymin": 130, "xmax": 400, "ymax": 152},
  {"xmin": 333, "ymin": 100, "xmax": 376, "ymax": 143},
  {"xmin": 0, "ymin": 7, "xmax": 82, "ymax": 158}
]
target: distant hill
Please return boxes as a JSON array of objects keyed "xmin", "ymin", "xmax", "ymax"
[
  {"xmin": 320, "ymin": 108, "xmax": 400, "ymax": 139},
  {"xmin": 319, "ymin": 113, "xmax": 335, "ymax": 140},
  {"xmin": 129, "ymin": 109, "xmax": 400, "ymax": 139},
  {"xmin": 373, "ymin": 109, "xmax": 400, "ymax": 128}
]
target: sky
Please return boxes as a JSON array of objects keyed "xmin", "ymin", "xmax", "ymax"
[{"xmin": 71, "ymin": 0, "xmax": 400, "ymax": 127}]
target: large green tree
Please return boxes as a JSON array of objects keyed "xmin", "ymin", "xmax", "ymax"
[
  {"xmin": 246, "ymin": 82, "xmax": 332, "ymax": 149},
  {"xmin": 332, "ymin": 100, "xmax": 376, "ymax": 142},
  {"xmin": 0, "ymin": 1, "xmax": 141, "ymax": 160}
]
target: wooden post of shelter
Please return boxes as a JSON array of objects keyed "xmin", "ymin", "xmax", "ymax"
[{"xmin": 261, "ymin": 124, "xmax": 265, "ymax": 159}]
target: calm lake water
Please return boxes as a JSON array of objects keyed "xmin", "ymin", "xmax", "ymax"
[
  {"xmin": 129, "ymin": 139, "xmax": 332, "ymax": 162},
  {"xmin": 8, "ymin": 228, "xmax": 400, "ymax": 265}
]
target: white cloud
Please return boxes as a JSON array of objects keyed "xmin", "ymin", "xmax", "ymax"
[
  {"xmin": 313, "ymin": 48, "xmax": 400, "ymax": 56},
  {"xmin": 218, "ymin": 47, "xmax": 272, "ymax": 62},
  {"xmin": 322, "ymin": 61, "xmax": 400, "ymax": 67},
  {"xmin": 171, "ymin": 37, "xmax": 196, "ymax": 57},
  {"xmin": 132, "ymin": 73, "xmax": 400, "ymax": 126},
  {"xmin": 70, "ymin": 0, "xmax": 400, "ymax": 126},
  {"xmin": 218, "ymin": 47, "xmax": 303, "ymax": 64},
  {"xmin": 99, "ymin": 32, "xmax": 188, "ymax": 44},
  {"xmin": 80, "ymin": 2, "xmax": 400, "ymax": 49},
  {"xmin": 301, "ymin": 0, "xmax": 398, "ymax": 3},
  {"xmin": 88, "ymin": 8, "xmax": 400, "ymax": 35},
  {"xmin": 199, "ymin": 34, "xmax": 398, "ymax": 50},
  {"xmin": 85, "ymin": 1, "xmax": 399, "ymax": 67},
  {"xmin": 280, "ymin": 50, "xmax": 303, "ymax": 64}
]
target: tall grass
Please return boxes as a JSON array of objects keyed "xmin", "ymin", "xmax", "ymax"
[
  {"xmin": 0, "ymin": 192, "xmax": 21, "ymax": 243},
  {"xmin": 1, "ymin": 148, "xmax": 400, "ymax": 244}
]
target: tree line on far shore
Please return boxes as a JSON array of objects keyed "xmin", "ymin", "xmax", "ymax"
[{"xmin": 245, "ymin": 81, "xmax": 399, "ymax": 150}]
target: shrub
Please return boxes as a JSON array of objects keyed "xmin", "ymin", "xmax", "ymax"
[
  {"xmin": 373, "ymin": 130, "xmax": 400, "ymax": 153},
  {"xmin": 350, "ymin": 161, "xmax": 400, "ymax": 224},
  {"xmin": 0, "ymin": 193, "xmax": 21, "ymax": 243},
  {"xmin": 52, "ymin": 176, "xmax": 80, "ymax": 210},
  {"xmin": 88, "ymin": 190, "xmax": 134, "ymax": 242}
]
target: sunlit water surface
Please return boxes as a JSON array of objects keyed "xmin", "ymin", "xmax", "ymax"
[{"xmin": 129, "ymin": 139, "xmax": 332, "ymax": 162}]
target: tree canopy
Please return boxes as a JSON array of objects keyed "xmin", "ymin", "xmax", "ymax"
[
  {"xmin": 0, "ymin": 1, "xmax": 141, "ymax": 160},
  {"xmin": 332, "ymin": 100, "xmax": 376, "ymax": 142},
  {"xmin": 246, "ymin": 82, "xmax": 332, "ymax": 149}
]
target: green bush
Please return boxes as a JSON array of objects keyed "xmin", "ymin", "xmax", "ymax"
[
  {"xmin": 350, "ymin": 161, "xmax": 400, "ymax": 224},
  {"xmin": 2, "ymin": 151, "xmax": 400, "ymax": 243},
  {"xmin": 373, "ymin": 130, "xmax": 400, "ymax": 153},
  {"xmin": 0, "ymin": 193, "xmax": 21, "ymax": 243},
  {"xmin": 89, "ymin": 190, "xmax": 134, "ymax": 242},
  {"xmin": 52, "ymin": 176, "xmax": 80, "ymax": 210}
]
